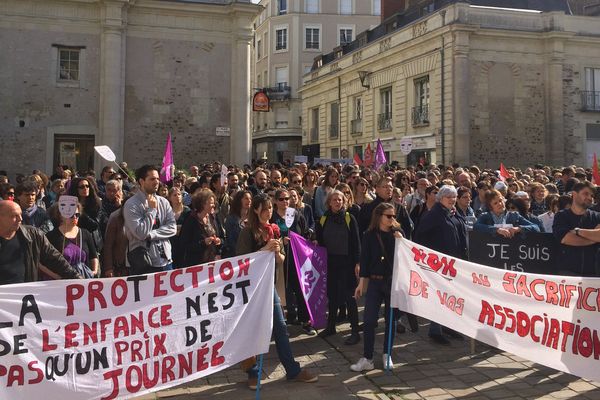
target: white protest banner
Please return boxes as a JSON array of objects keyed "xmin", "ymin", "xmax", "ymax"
[
  {"xmin": 0, "ymin": 252, "xmax": 275, "ymax": 400},
  {"xmin": 392, "ymin": 239, "xmax": 600, "ymax": 383}
]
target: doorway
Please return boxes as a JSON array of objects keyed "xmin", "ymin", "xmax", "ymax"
[{"xmin": 53, "ymin": 134, "xmax": 95, "ymax": 174}]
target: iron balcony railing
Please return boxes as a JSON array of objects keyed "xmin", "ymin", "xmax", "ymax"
[
  {"xmin": 412, "ymin": 104, "xmax": 430, "ymax": 125},
  {"xmin": 265, "ymin": 85, "xmax": 291, "ymax": 101},
  {"xmin": 377, "ymin": 112, "xmax": 392, "ymax": 131},
  {"xmin": 351, "ymin": 118, "xmax": 362, "ymax": 135},
  {"xmin": 581, "ymin": 91, "xmax": 600, "ymax": 111}
]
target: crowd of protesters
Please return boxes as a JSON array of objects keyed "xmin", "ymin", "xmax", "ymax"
[{"xmin": 1, "ymin": 159, "xmax": 600, "ymax": 387}]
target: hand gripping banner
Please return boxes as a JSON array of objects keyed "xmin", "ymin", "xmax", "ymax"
[
  {"xmin": 0, "ymin": 252, "xmax": 275, "ymax": 400},
  {"xmin": 391, "ymin": 239, "xmax": 600, "ymax": 383}
]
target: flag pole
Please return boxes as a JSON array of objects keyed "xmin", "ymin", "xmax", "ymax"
[
  {"xmin": 255, "ymin": 354, "xmax": 264, "ymax": 400},
  {"xmin": 386, "ymin": 307, "xmax": 394, "ymax": 374}
]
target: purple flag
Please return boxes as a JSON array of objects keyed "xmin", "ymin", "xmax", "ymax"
[
  {"xmin": 375, "ymin": 138, "xmax": 387, "ymax": 169},
  {"xmin": 288, "ymin": 231, "xmax": 328, "ymax": 329},
  {"xmin": 160, "ymin": 132, "xmax": 174, "ymax": 183}
]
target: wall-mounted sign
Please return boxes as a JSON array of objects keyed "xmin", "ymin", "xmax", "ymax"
[
  {"xmin": 216, "ymin": 126, "xmax": 230, "ymax": 137},
  {"xmin": 252, "ymin": 91, "xmax": 270, "ymax": 112}
]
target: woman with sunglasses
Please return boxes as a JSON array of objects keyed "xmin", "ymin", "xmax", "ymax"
[
  {"xmin": 270, "ymin": 189, "xmax": 315, "ymax": 335},
  {"xmin": 67, "ymin": 176, "xmax": 103, "ymax": 254},
  {"xmin": 0, "ymin": 183, "xmax": 15, "ymax": 201},
  {"xmin": 352, "ymin": 177, "xmax": 373, "ymax": 207},
  {"xmin": 45, "ymin": 201, "xmax": 98, "ymax": 279},
  {"xmin": 236, "ymin": 194, "xmax": 318, "ymax": 389},
  {"xmin": 351, "ymin": 203, "xmax": 403, "ymax": 371}
]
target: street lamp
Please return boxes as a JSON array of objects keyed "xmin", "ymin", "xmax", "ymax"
[{"xmin": 358, "ymin": 71, "xmax": 371, "ymax": 89}]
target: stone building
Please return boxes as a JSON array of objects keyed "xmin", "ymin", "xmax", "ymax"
[
  {"xmin": 299, "ymin": 0, "xmax": 600, "ymax": 168},
  {"xmin": 0, "ymin": 0, "xmax": 259, "ymax": 176},
  {"xmin": 251, "ymin": 0, "xmax": 380, "ymax": 162}
]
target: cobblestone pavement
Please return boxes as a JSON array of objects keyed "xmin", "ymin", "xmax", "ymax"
[{"xmin": 137, "ymin": 315, "xmax": 600, "ymax": 400}]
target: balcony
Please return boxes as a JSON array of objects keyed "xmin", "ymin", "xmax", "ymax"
[
  {"xmin": 412, "ymin": 104, "xmax": 430, "ymax": 126},
  {"xmin": 310, "ymin": 127, "xmax": 319, "ymax": 142},
  {"xmin": 351, "ymin": 118, "xmax": 362, "ymax": 136},
  {"xmin": 582, "ymin": 91, "xmax": 600, "ymax": 112},
  {"xmin": 377, "ymin": 112, "xmax": 392, "ymax": 131},
  {"xmin": 329, "ymin": 124, "xmax": 339, "ymax": 139},
  {"xmin": 265, "ymin": 85, "xmax": 291, "ymax": 101}
]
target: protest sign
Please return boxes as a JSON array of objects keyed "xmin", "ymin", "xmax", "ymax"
[
  {"xmin": 288, "ymin": 232, "xmax": 328, "ymax": 329},
  {"xmin": 468, "ymin": 231, "xmax": 559, "ymax": 275},
  {"xmin": 0, "ymin": 252, "xmax": 275, "ymax": 400},
  {"xmin": 392, "ymin": 239, "xmax": 600, "ymax": 383}
]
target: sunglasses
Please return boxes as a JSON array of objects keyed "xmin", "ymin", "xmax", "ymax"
[
  {"xmin": 78, "ymin": 185, "xmax": 89, "ymax": 189},
  {"xmin": 278, "ymin": 197, "xmax": 290, "ymax": 201},
  {"xmin": 382, "ymin": 214, "xmax": 395, "ymax": 219},
  {"xmin": 6, "ymin": 192, "xmax": 15, "ymax": 197},
  {"xmin": 292, "ymin": 180, "xmax": 302, "ymax": 184}
]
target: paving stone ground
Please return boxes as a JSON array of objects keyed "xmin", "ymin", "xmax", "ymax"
[{"xmin": 136, "ymin": 312, "xmax": 600, "ymax": 400}]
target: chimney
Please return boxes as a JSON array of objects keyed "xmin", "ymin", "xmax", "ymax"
[{"xmin": 381, "ymin": 0, "xmax": 407, "ymax": 22}]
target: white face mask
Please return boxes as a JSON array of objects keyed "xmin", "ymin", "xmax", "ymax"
[{"xmin": 58, "ymin": 195, "xmax": 78, "ymax": 219}]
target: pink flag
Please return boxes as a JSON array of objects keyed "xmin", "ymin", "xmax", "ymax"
[
  {"xmin": 289, "ymin": 231, "xmax": 328, "ymax": 329},
  {"xmin": 375, "ymin": 139, "xmax": 387, "ymax": 169},
  {"xmin": 160, "ymin": 132, "xmax": 174, "ymax": 183}
]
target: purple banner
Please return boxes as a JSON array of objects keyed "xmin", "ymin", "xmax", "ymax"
[{"xmin": 288, "ymin": 231, "xmax": 328, "ymax": 329}]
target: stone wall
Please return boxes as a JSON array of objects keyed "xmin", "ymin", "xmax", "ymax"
[
  {"xmin": 469, "ymin": 60, "xmax": 547, "ymax": 168},
  {"xmin": 124, "ymin": 37, "xmax": 232, "ymax": 168}
]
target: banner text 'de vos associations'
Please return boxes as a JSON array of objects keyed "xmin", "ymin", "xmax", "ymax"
[
  {"xmin": 0, "ymin": 252, "xmax": 275, "ymax": 400},
  {"xmin": 391, "ymin": 239, "xmax": 600, "ymax": 383}
]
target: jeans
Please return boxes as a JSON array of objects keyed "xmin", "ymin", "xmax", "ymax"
[
  {"xmin": 247, "ymin": 289, "xmax": 301, "ymax": 379},
  {"xmin": 363, "ymin": 279, "xmax": 399, "ymax": 360}
]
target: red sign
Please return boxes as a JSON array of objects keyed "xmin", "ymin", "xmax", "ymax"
[{"xmin": 252, "ymin": 92, "xmax": 269, "ymax": 112}]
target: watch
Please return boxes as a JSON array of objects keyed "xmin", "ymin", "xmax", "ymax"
[{"xmin": 575, "ymin": 228, "xmax": 581, "ymax": 237}]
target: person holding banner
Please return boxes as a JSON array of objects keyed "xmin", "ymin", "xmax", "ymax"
[
  {"xmin": 414, "ymin": 185, "xmax": 467, "ymax": 345},
  {"xmin": 236, "ymin": 194, "xmax": 318, "ymax": 389},
  {"xmin": 351, "ymin": 203, "xmax": 402, "ymax": 371},
  {"xmin": 474, "ymin": 189, "xmax": 540, "ymax": 237},
  {"xmin": 316, "ymin": 190, "xmax": 361, "ymax": 344}
]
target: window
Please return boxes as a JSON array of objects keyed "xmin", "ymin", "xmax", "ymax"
[
  {"xmin": 340, "ymin": 0, "xmax": 352, "ymax": 14},
  {"xmin": 421, "ymin": 3, "xmax": 435, "ymax": 16},
  {"xmin": 275, "ymin": 108, "xmax": 288, "ymax": 128},
  {"xmin": 310, "ymin": 108, "xmax": 319, "ymax": 142},
  {"xmin": 305, "ymin": 27, "xmax": 320, "ymax": 50},
  {"xmin": 303, "ymin": 65, "xmax": 313, "ymax": 75},
  {"xmin": 339, "ymin": 28, "xmax": 353, "ymax": 45},
  {"xmin": 275, "ymin": 66, "xmax": 288, "ymax": 89},
  {"xmin": 372, "ymin": 0, "xmax": 381, "ymax": 16},
  {"xmin": 58, "ymin": 48, "xmax": 80, "ymax": 81},
  {"xmin": 331, "ymin": 148, "xmax": 339, "ymax": 159},
  {"xmin": 329, "ymin": 102, "xmax": 339, "ymax": 139},
  {"xmin": 305, "ymin": 0, "xmax": 319, "ymax": 13},
  {"xmin": 275, "ymin": 28, "xmax": 287, "ymax": 51},
  {"xmin": 277, "ymin": 0, "xmax": 287, "ymax": 15},
  {"xmin": 378, "ymin": 87, "xmax": 392, "ymax": 130},
  {"xmin": 256, "ymin": 39, "xmax": 262, "ymax": 59},
  {"xmin": 351, "ymin": 97, "xmax": 362, "ymax": 134},
  {"xmin": 413, "ymin": 76, "xmax": 430, "ymax": 125},
  {"xmin": 583, "ymin": 67, "xmax": 600, "ymax": 111},
  {"xmin": 353, "ymin": 145, "xmax": 363, "ymax": 159}
]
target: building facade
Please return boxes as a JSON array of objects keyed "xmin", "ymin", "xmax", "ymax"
[
  {"xmin": 299, "ymin": 0, "xmax": 600, "ymax": 168},
  {"xmin": 0, "ymin": 0, "xmax": 259, "ymax": 176},
  {"xmin": 251, "ymin": 0, "xmax": 380, "ymax": 162}
]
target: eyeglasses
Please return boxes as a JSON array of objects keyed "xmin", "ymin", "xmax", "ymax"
[
  {"xmin": 292, "ymin": 180, "xmax": 302, "ymax": 184},
  {"xmin": 78, "ymin": 184, "xmax": 89, "ymax": 189},
  {"xmin": 6, "ymin": 192, "xmax": 14, "ymax": 197},
  {"xmin": 278, "ymin": 197, "xmax": 290, "ymax": 201},
  {"xmin": 382, "ymin": 214, "xmax": 395, "ymax": 219}
]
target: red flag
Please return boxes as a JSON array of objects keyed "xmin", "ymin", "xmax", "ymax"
[
  {"xmin": 363, "ymin": 143, "xmax": 374, "ymax": 167},
  {"xmin": 593, "ymin": 153, "xmax": 600, "ymax": 185},
  {"xmin": 499, "ymin": 163, "xmax": 511, "ymax": 181},
  {"xmin": 353, "ymin": 153, "xmax": 363, "ymax": 166}
]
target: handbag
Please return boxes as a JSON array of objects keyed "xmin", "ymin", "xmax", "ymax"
[{"xmin": 127, "ymin": 242, "xmax": 153, "ymax": 271}]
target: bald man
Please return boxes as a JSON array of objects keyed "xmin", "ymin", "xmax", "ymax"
[{"xmin": 0, "ymin": 201, "xmax": 81, "ymax": 285}]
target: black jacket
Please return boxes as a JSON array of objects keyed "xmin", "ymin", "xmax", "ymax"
[
  {"xmin": 316, "ymin": 210, "xmax": 361, "ymax": 265},
  {"xmin": 414, "ymin": 203, "xmax": 467, "ymax": 259},
  {"xmin": 14, "ymin": 225, "xmax": 82, "ymax": 283}
]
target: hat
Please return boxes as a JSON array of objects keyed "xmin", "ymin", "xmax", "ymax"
[{"xmin": 494, "ymin": 181, "xmax": 508, "ymax": 191}]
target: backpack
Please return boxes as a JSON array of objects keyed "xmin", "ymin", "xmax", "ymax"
[{"xmin": 319, "ymin": 212, "xmax": 351, "ymax": 230}]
